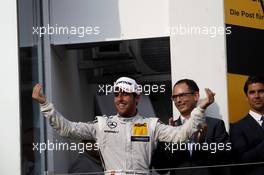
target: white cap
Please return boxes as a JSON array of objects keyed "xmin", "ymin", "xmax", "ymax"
[{"xmin": 113, "ymin": 77, "xmax": 140, "ymax": 95}]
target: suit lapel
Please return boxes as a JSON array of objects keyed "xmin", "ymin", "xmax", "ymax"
[{"xmin": 246, "ymin": 114, "xmax": 264, "ymax": 137}]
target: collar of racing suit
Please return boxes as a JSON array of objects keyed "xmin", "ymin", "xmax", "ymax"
[{"xmin": 117, "ymin": 109, "xmax": 141, "ymax": 122}]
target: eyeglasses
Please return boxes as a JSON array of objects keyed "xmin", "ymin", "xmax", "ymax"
[{"xmin": 171, "ymin": 92, "xmax": 194, "ymax": 101}]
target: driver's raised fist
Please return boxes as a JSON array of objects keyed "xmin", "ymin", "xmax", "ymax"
[{"xmin": 32, "ymin": 83, "xmax": 46, "ymax": 104}]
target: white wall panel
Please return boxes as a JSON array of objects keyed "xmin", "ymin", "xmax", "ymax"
[
  {"xmin": 0, "ymin": 1, "xmax": 21, "ymax": 175},
  {"xmin": 50, "ymin": 0, "xmax": 169, "ymax": 44},
  {"xmin": 169, "ymin": 0, "xmax": 229, "ymax": 129}
]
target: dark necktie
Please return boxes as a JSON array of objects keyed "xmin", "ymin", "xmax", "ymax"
[{"xmin": 261, "ymin": 116, "xmax": 264, "ymax": 129}]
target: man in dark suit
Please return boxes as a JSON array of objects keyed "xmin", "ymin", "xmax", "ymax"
[
  {"xmin": 151, "ymin": 79, "xmax": 230, "ymax": 175},
  {"xmin": 230, "ymin": 75, "xmax": 264, "ymax": 175}
]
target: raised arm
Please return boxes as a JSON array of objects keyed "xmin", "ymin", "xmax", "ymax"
[
  {"xmin": 155, "ymin": 88, "xmax": 215, "ymax": 143},
  {"xmin": 32, "ymin": 83, "xmax": 97, "ymax": 140}
]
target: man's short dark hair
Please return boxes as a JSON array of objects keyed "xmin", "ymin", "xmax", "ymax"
[
  {"xmin": 174, "ymin": 79, "xmax": 199, "ymax": 92},
  {"xmin": 244, "ymin": 75, "xmax": 264, "ymax": 94}
]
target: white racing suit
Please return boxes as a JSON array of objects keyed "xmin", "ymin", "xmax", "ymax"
[{"xmin": 40, "ymin": 102, "xmax": 205, "ymax": 174}]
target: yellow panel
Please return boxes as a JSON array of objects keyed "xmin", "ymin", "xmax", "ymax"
[
  {"xmin": 225, "ymin": 0, "xmax": 264, "ymax": 30},
  {"xmin": 133, "ymin": 123, "xmax": 148, "ymax": 136},
  {"xmin": 227, "ymin": 73, "xmax": 250, "ymax": 123}
]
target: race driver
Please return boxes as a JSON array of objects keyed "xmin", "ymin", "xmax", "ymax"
[{"xmin": 32, "ymin": 77, "xmax": 215, "ymax": 174}]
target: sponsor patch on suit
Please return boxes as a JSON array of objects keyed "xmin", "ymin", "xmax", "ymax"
[{"xmin": 132, "ymin": 123, "xmax": 149, "ymax": 142}]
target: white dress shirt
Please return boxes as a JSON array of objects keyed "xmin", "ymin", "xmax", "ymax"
[{"xmin": 249, "ymin": 110, "xmax": 264, "ymax": 127}]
